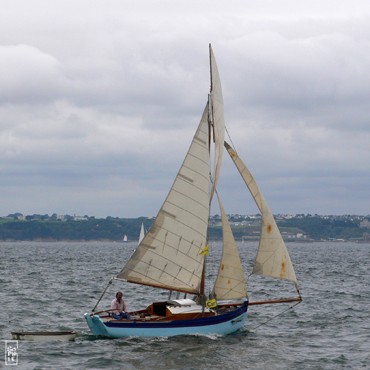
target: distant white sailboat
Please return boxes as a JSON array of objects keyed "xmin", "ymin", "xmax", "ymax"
[
  {"xmin": 122, "ymin": 234, "xmax": 128, "ymax": 243},
  {"xmin": 85, "ymin": 45, "xmax": 302, "ymax": 338},
  {"xmin": 138, "ymin": 223, "xmax": 145, "ymax": 245}
]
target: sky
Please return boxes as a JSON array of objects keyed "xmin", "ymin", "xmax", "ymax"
[{"xmin": 1, "ymin": 0, "xmax": 369, "ymax": 218}]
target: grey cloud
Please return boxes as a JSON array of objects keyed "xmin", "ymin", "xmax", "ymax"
[{"xmin": 0, "ymin": 1, "xmax": 369, "ymax": 217}]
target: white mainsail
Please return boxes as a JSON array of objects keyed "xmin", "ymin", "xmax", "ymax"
[
  {"xmin": 116, "ymin": 104, "xmax": 211, "ymax": 294},
  {"xmin": 209, "ymin": 45, "xmax": 225, "ymax": 201},
  {"xmin": 225, "ymin": 141, "xmax": 298, "ymax": 287},
  {"xmin": 213, "ymin": 191, "xmax": 248, "ymax": 300}
]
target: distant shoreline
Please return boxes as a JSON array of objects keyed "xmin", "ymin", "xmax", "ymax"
[
  {"xmin": 1, "ymin": 238, "xmax": 369, "ymax": 244},
  {"xmin": 1, "ymin": 214, "xmax": 369, "ymax": 243}
]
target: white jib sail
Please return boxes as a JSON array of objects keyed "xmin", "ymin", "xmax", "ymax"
[
  {"xmin": 225, "ymin": 142, "xmax": 298, "ymax": 287},
  {"xmin": 209, "ymin": 45, "xmax": 225, "ymax": 201},
  {"xmin": 117, "ymin": 104, "xmax": 211, "ymax": 294},
  {"xmin": 213, "ymin": 191, "xmax": 248, "ymax": 300}
]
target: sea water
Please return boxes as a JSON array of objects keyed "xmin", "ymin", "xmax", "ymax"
[{"xmin": 0, "ymin": 241, "xmax": 369, "ymax": 369}]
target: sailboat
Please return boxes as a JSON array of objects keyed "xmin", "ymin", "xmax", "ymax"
[
  {"xmin": 122, "ymin": 234, "xmax": 128, "ymax": 243},
  {"xmin": 85, "ymin": 45, "xmax": 302, "ymax": 338},
  {"xmin": 138, "ymin": 222, "xmax": 145, "ymax": 245}
]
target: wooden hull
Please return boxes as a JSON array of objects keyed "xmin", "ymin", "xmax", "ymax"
[
  {"xmin": 85, "ymin": 301, "xmax": 248, "ymax": 338},
  {"xmin": 11, "ymin": 331, "xmax": 78, "ymax": 341}
]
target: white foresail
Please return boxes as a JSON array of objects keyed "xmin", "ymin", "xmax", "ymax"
[
  {"xmin": 209, "ymin": 45, "xmax": 225, "ymax": 200},
  {"xmin": 213, "ymin": 192, "xmax": 248, "ymax": 300},
  {"xmin": 116, "ymin": 104, "xmax": 211, "ymax": 294},
  {"xmin": 225, "ymin": 141, "xmax": 298, "ymax": 287}
]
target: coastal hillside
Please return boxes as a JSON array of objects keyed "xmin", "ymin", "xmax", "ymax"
[{"xmin": 0, "ymin": 214, "xmax": 369, "ymax": 242}]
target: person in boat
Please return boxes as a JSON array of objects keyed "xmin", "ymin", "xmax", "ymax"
[{"xmin": 111, "ymin": 291, "xmax": 130, "ymax": 320}]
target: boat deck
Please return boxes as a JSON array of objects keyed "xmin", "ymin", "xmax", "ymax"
[
  {"xmin": 96, "ymin": 301, "xmax": 243, "ymax": 323},
  {"xmin": 99, "ymin": 310, "xmax": 217, "ymax": 323}
]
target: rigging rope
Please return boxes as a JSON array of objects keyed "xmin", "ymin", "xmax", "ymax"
[
  {"xmin": 249, "ymin": 301, "xmax": 301, "ymax": 331},
  {"xmin": 92, "ymin": 277, "xmax": 114, "ymax": 312},
  {"xmin": 225, "ymin": 125, "xmax": 237, "ymax": 150}
]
